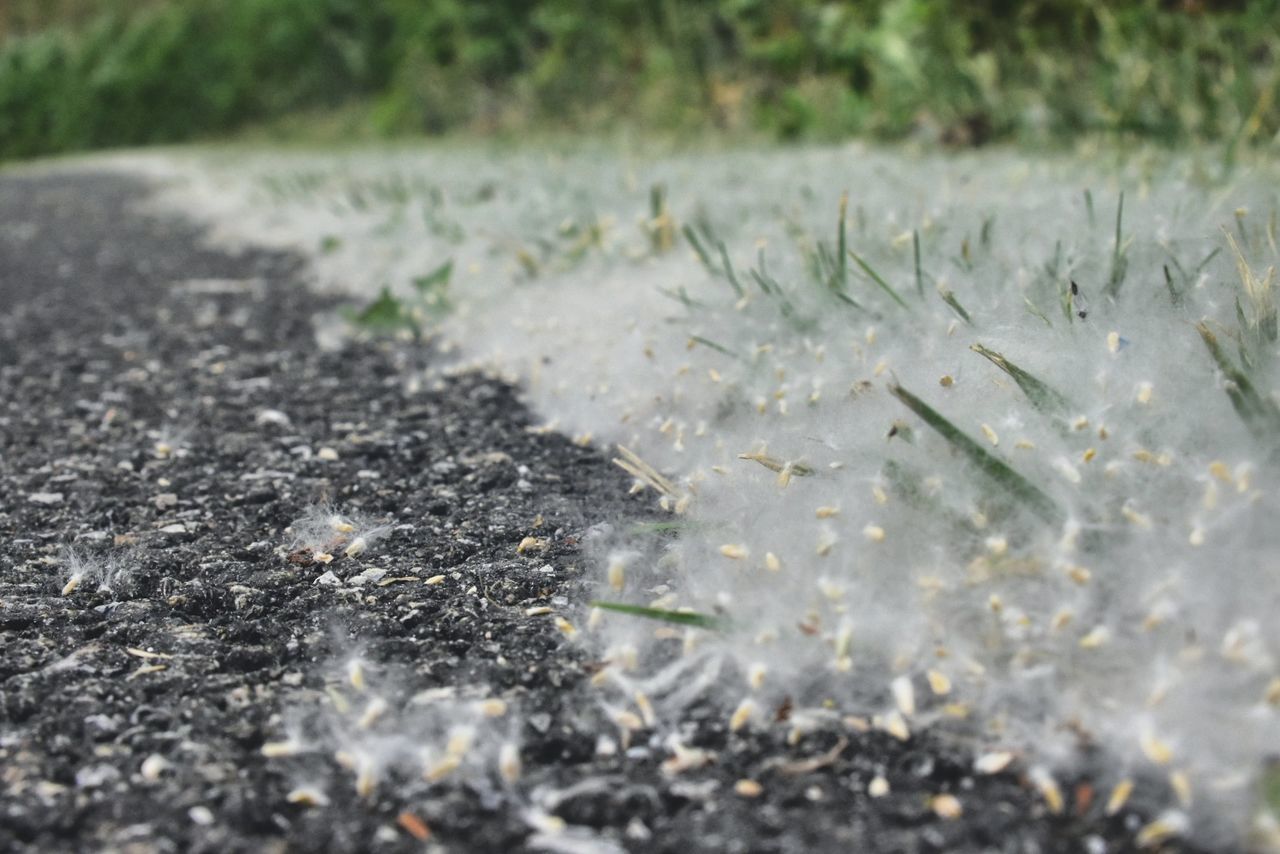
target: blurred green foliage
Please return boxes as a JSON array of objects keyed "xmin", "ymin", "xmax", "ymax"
[{"xmin": 1, "ymin": 0, "xmax": 1277, "ymax": 160}]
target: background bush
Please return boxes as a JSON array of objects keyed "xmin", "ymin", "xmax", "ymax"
[{"xmin": 1, "ymin": 0, "xmax": 1277, "ymax": 160}]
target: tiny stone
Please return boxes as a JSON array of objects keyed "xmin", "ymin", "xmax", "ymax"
[
  {"xmin": 140, "ymin": 754, "xmax": 169, "ymax": 782},
  {"xmin": 75, "ymin": 764, "xmax": 121, "ymax": 788},
  {"xmin": 160, "ymin": 523, "xmax": 186, "ymax": 534},
  {"xmin": 317, "ymin": 447, "xmax": 339, "ymax": 461},
  {"xmin": 28, "ymin": 492, "xmax": 64, "ymax": 505},
  {"xmin": 315, "ymin": 571, "xmax": 341, "ymax": 586},
  {"xmin": 188, "ymin": 806, "xmax": 214, "ymax": 826},
  {"xmin": 254, "ymin": 409, "xmax": 291, "ymax": 428},
  {"xmin": 154, "ymin": 493, "xmax": 178, "ymax": 509}
]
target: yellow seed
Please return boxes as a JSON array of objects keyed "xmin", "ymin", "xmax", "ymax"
[
  {"xmin": 635, "ymin": 692, "xmax": 655, "ymax": 727},
  {"xmin": 1136, "ymin": 382, "xmax": 1153, "ymax": 404},
  {"xmin": 356, "ymin": 761, "xmax": 378, "ymax": 797},
  {"xmin": 868, "ymin": 776, "xmax": 890, "ymax": 797},
  {"xmin": 872, "ymin": 484, "xmax": 888, "ymax": 505},
  {"xmin": 1189, "ymin": 527, "xmax": 1205, "ymax": 546},
  {"xmin": 1265, "ymin": 678, "xmax": 1280, "ymax": 705},
  {"xmin": 863, "ymin": 524, "xmax": 886, "ymax": 543},
  {"xmin": 939, "ymin": 374, "xmax": 954, "ymax": 387},
  {"xmin": 981, "ymin": 423, "xmax": 999, "ymax": 446},
  {"xmin": 480, "ymin": 699, "xmax": 508, "ymax": 717},
  {"xmin": 1121, "ymin": 506, "xmax": 1152, "ymax": 528},
  {"xmin": 524, "ymin": 606, "xmax": 553, "ymax": 617},
  {"xmin": 446, "ymin": 728, "xmax": 473, "ymax": 758},
  {"xmin": 1066, "ymin": 565, "xmax": 1091, "ymax": 585},
  {"xmin": 516, "ymin": 536, "xmax": 547, "ymax": 555},
  {"xmin": 61, "ymin": 575, "xmax": 82, "ymax": 596},
  {"xmin": 286, "ymin": 787, "xmax": 329, "ymax": 807},
  {"xmin": 734, "ymin": 779, "xmax": 764, "ymax": 798},
  {"xmin": 554, "ymin": 616, "xmax": 577, "ymax": 637},
  {"xmin": 1208, "ymin": 461, "xmax": 1232, "ymax": 483},
  {"xmin": 748, "ymin": 663, "xmax": 768, "ymax": 690},
  {"xmin": 261, "ymin": 741, "xmax": 300, "ymax": 758},
  {"xmin": 1079, "ymin": 626, "xmax": 1109, "ymax": 649},
  {"xmin": 424, "ymin": 574, "xmax": 446, "ymax": 585},
  {"xmin": 1107, "ymin": 331, "xmax": 1120, "ymax": 353},
  {"xmin": 764, "ymin": 552, "xmax": 782, "ymax": 572},
  {"xmin": 1169, "ymin": 770, "xmax": 1192, "ymax": 807},
  {"xmin": 719, "ymin": 544, "xmax": 749, "ymax": 560},
  {"xmin": 974, "ymin": 752, "xmax": 1013, "ymax": 775},
  {"xmin": 357, "ymin": 697, "xmax": 388, "ymax": 729},
  {"xmin": 1082, "ymin": 447, "xmax": 1096, "ymax": 463},
  {"xmin": 730, "ymin": 699, "xmax": 755, "ymax": 732},
  {"xmin": 1135, "ymin": 812, "xmax": 1187, "ymax": 847},
  {"xmin": 988, "ymin": 594, "xmax": 1003, "ymax": 614},
  {"xmin": 607, "ymin": 561, "xmax": 625, "ymax": 591},
  {"xmin": 1030, "ymin": 768, "xmax": 1063, "ymax": 814},
  {"xmin": 1140, "ymin": 731, "xmax": 1173, "ymax": 766},
  {"xmin": 931, "ymin": 794, "xmax": 963, "ymax": 819},
  {"xmin": 880, "ymin": 712, "xmax": 910, "ymax": 741},
  {"xmin": 499, "ymin": 742, "xmax": 521, "ymax": 783},
  {"xmin": 424, "ymin": 755, "xmax": 460, "ymax": 783},
  {"xmin": 313, "ymin": 552, "xmax": 334, "ymax": 564},
  {"xmin": 1051, "ymin": 610, "xmax": 1074, "ymax": 631},
  {"xmin": 347, "ymin": 659, "xmax": 366, "ymax": 691},
  {"xmin": 926, "ymin": 670, "xmax": 951, "ymax": 696},
  {"xmin": 815, "ymin": 506, "xmax": 840, "ymax": 519},
  {"xmin": 1106, "ymin": 778, "xmax": 1134, "ymax": 815},
  {"xmin": 985, "ymin": 535, "xmax": 1008, "ymax": 556}
]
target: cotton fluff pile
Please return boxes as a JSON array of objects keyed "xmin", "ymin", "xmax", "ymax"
[{"xmin": 114, "ymin": 142, "xmax": 1280, "ymax": 846}]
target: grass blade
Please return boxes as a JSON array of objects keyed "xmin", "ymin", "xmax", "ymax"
[
  {"xmin": 849, "ymin": 250, "xmax": 910, "ymax": 309},
  {"xmin": 1105, "ymin": 191, "xmax": 1128, "ymax": 297},
  {"xmin": 591, "ymin": 601, "xmax": 723, "ymax": 630},
  {"xmin": 1196, "ymin": 322, "xmax": 1280, "ymax": 443},
  {"xmin": 718, "ymin": 243, "xmax": 744, "ymax": 297},
  {"xmin": 913, "ymin": 229, "xmax": 924, "ymax": 297},
  {"xmin": 689, "ymin": 335, "xmax": 741, "ymax": 360},
  {"xmin": 887, "ymin": 383, "xmax": 1062, "ymax": 524},
  {"xmin": 837, "ymin": 192, "xmax": 849, "ymax": 291},
  {"xmin": 938, "ymin": 287, "xmax": 972, "ymax": 324},
  {"xmin": 970, "ymin": 344, "xmax": 1071, "ymax": 415},
  {"xmin": 682, "ymin": 224, "xmax": 720, "ymax": 275}
]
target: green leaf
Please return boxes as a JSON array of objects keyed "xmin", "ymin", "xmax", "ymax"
[
  {"xmin": 349, "ymin": 286, "xmax": 416, "ymax": 335},
  {"xmin": 1197, "ymin": 322, "xmax": 1280, "ymax": 444},
  {"xmin": 849, "ymin": 250, "xmax": 909, "ymax": 309},
  {"xmin": 411, "ymin": 259, "xmax": 453, "ymax": 295},
  {"xmin": 888, "ymin": 383, "xmax": 1062, "ymax": 525},
  {"xmin": 970, "ymin": 344, "xmax": 1071, "ymax": 416},
  {"xmin": 590, "ymin": 601, "xmax": 724, "ymax": 630}
]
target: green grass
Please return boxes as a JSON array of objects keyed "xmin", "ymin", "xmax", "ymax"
[
  {"xmin": 887, "ymin": 382, "xmax": 1062, "ymax": 525},
  {"xmin": 3, "ymin": 0, "xmax": 1280, "ymax": 161},
  {"xmin": 590, "ymin": 601, "xmax": 724, "ymax": 631}
]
